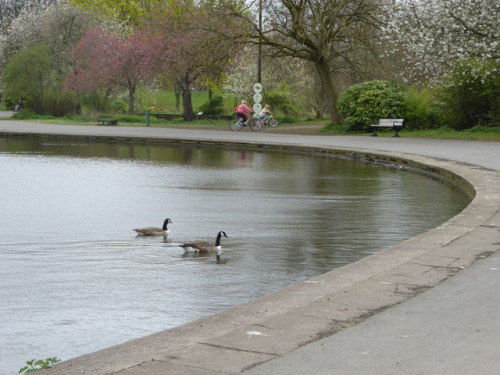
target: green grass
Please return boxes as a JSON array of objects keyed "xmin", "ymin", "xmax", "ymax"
[
  {"xmin": 320, "ymin": 123, "xmax": 500, "ymax": 141},
  {"xmin": 137, "ymin": 88, "xmax": 238, "ymax": 114}
]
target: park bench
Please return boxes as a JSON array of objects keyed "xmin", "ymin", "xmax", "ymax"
[
  {"xmin": 370, "ymin": 118, "xmax": 404, "ymax": 137},
  {"xmin": 97, "ymin": 118, "xmax": 118, "ymax": 126}
]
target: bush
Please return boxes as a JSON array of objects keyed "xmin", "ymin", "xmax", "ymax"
[
  {"xmin": 1, "ymin": 43, "xmax": 54, "ymax": 114},
  {"xmin": 12, "ymin": 110, "xmax": 55, "ymax": 120},
  {"xmin": 337, "ymin": 80, "xmax": 406, "ymax": 132},
  {"xmin": 115, "ymin": 114, "xmax": 160, "ymax": 123},
  {"xmin": 43, "ymin": 89, "xmax": 80, "ymax": 117},
  {"xmin": 199, "ymin": 95, "xmax": 224, "ymax": 115},
  {"xmin": 264, "ymin": 86, "xmax": 300, "ymax": 117},
  {"xmin": 277, "ymin": 116, "xmax": 298, "ymax": 124},
  {"xmin": 438, "ymin": 58, "xmax": 499, "ymax": 129},
  {"xmin": 403, "ymin": 87, "xmax": 441, "ymax": 130}
]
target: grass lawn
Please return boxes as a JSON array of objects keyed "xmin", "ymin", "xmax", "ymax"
[{"xmin": 320, "ymin": 123, "xmax": 500, "ymax": 141}]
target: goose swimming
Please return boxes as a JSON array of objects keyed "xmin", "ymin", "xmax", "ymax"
[
  {"xmin": 133, "ymin": 218, "xmax": 172, "ymax": 236},
  {"xmin": 180, "ymin": 231, "xmax": 228, "ymax": 256}
]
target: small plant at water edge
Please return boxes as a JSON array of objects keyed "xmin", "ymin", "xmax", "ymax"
[{"xmin": 19, "ymin": 357, "xmax": 60, "ymax": 373}]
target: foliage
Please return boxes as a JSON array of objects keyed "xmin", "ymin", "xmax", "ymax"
[
  {"xmin": 0, "ymin": 3, "xmax": 97, "ymax": 70},
  {"xmin": 276, "ymin": 116, "xmax": 298, "ymax": 124},
  {"xmin": 65, "ymin": 28, "xmax": 159, "ymax": 114},
  {"xmin": 403, "ymin": 87, "xmax": 441, "ymax": 130},
  {"xmin": 264, "ymin": 86, "xmax": 300, "ymax": 117},
  {"xmin": 337, "ymin": 80, "xmax": 406, "ymax": 132},
  {"xmin": 136, "ymin": 87, "xmax": 216, "ymax": 114},
  {"xmin": 222, "ymin": 46, "xmax": 256, "ymax": 102},
  {"xmin": 437, "ymin": 58, "xmax": 499, "ymax": 130},
  {"xmin": 221, "ymin": 0, "xmax": 383, "ymax": 123},
  {"xmin": 150, "ymin": 0, "xmax": 241, "ymax": 121},
  {"xmin": 0, "ymin": 0, "xmax": 57, "ymax": 35},
  {"xmin": 12, "ymin": 109, "xmax": 55, "ymax": 120},
  {"xmin": 0, "ymin": 3, "xmax": 98, "ymax": 115},
  {"xmin": 116, "ymin": 114, "xmax": 155, "ymax": 122},
  {"xmin": 320, "ymin": 123, "xmax": 346, "ymax": 133},
  {"xmin": 19, "ymin": 357, "xmax": 60, "ymax": 373},
  {"xmin": 1, "ymin": 43, "xmax": 54, "ymax": 113},
  {"xmin": 199, "ymin": 95, "xmax": 225, "ymax": 115},
  {"xmin": 69, "ymin": 0, "xmax": 157, "ymax": 25},
  {"xmin": 382, "ymin": 0, "xmax": 499, "ymax": 83}
]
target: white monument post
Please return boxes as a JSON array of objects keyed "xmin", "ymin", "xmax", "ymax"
[{"xmin": 253, "ymin": 83, "xmax": 263, "ymax": 115}]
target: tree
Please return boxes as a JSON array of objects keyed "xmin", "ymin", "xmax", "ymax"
[
  {"xmin": 221, "ymin": 0, "xmax": 383, "ymax": 123},
  {"xmin": 69, "ymin": 0, "xmax": 160, "ymax": 26},
  {"xmin": 65, "ymin": 28, "xmax": 159, "ymax": 114},
  {"xmin": 0, "ymin": 0, "xmax": 57, "ymax": 35},
  {"xmin": 438, "ymin": 58, "xmax": 499, "ymax": 129},
  {"xmin": 151, "ymin": 0, "xmax": 240, "ymax": 121},
  {"xmin": 1, "ymin": 42, "xmax": 54, "ymax": 112},
  {"xmin": 0, "ymin": 3, "xmax": 97, "ymax": 71},
  {"xmin": 381, "ymin": 0, "xmax": 499, "ymax": 83}
]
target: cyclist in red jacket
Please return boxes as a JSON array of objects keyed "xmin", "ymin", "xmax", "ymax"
[{"xmin": 235, "ymin": 100, "xmax": 252, "ymax": 125}]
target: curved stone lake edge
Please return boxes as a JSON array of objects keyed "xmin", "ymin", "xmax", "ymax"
[{"xmin": 2, "ymin": 132, "xmax": 498, "ymax": 375}]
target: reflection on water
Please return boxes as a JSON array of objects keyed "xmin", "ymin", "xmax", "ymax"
[{"xmin": 0, "ymin": 138, "xmax": 469, "ymax": 374}]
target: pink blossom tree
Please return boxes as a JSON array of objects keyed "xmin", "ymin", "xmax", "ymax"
[
  {"xmin": 65, "ymin": 28, "xmax": 161, "ymax": 114},
  {"xmin": 150, "ymin": 2, "xmax": 240, "ymax": 121}
]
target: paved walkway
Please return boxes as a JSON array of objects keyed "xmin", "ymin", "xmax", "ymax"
[{"xmin": 0, "ymin": 120, "xmax": 499, "ymax": 375}]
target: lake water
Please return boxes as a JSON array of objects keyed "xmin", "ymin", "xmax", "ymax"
[{"xmin": 0, "ymin": 137, "xmax": 469, "ymax": 374}]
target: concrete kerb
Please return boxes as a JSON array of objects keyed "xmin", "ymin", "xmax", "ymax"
[{"xmin": 3, "ymin": 132, "xmax": 498, "ymax": 375}]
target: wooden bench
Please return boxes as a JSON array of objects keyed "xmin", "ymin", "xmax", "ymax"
[
  {"xmin": 371, "ymin": 119, "xmax": 404, "ymax": 137},
  {"xmin": 97, "ymin": 118, "xmax": 118, "ymax": 126}
]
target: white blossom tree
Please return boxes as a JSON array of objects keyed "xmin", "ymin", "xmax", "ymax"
[
  {"xmin": 0, "ymin": 0, "xmax": 57, "ymax": 35},
  {"xmin": 382, "ymin": 0, "xmax": 499, "ymax": 83},
  {"xmin": 0, "ymin": 3, "xmax": 98, "ymax": 70}
]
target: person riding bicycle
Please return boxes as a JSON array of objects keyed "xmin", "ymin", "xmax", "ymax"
[
  {"xmin": 256, "ymin": 104, "xmax": 272, "ymax": 122},
  {"xmin": 235, "ymin": 100, "xmax": 252, "ymax": 125}
]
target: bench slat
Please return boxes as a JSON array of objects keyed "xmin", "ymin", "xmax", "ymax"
[
  {"xmin": 97, "ymin": 118, "xmax": 118, "ymax": 126},
  {"xmin": 370, "ymin": 119, "xmax": 404, "ymax": 137}
]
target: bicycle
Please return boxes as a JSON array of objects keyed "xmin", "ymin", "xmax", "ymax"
[
  {"xmin": 246, "ymin": 115, "xmax": 278, "ymax": 131},
  {"xmin": 229, "ymin": 114, "xmax": 264, "ymax": 132}
]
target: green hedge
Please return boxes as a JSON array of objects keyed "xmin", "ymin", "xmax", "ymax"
[{"xmin": 337, "ymin": 80, "xmax": 406, "ymax": 132}]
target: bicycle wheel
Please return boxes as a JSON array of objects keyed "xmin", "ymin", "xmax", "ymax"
[
  {"xmin": 269, "ymin": 118, "xmax": 278, "ymax": 127},
  {"xmin": 249, "ymin": 119, "xmax": 262, "ymax": 131},
  {"xmin": 229, "ymin": 120, "xmax": 242, "ymax": 131}
]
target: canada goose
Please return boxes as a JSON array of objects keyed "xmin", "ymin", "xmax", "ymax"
[
  {"xmin": 180, "ymin": 231, "xmax": 228, "ymax": 254},
  {"xmin": 133, "ymin": 218, "xmax": 172, "ymax": 236}
]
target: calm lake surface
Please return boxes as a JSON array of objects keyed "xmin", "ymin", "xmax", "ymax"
[{"xmin": 0, "ymin": 137, "xmax": 469, "ymax": 374}]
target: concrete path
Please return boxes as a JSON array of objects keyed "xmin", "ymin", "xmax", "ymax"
[
  {"xmin": 244, "ymin": 251, "xmax": 500, "ymax": 375},
  {"xmin": 0, "ymin": 121, "xmax": 499, "ymax": 375}
]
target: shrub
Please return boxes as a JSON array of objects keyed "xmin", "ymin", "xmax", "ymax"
[
  {"xmin": 199, "ymin": 95, "xmax": 224, "ymax": 115},
  {"xmin": 403, "ymin": 87, "xmax": 441, "ymax": 130},
  {"xmin": 337, "ymin": 80, "xmax": 406, "ymax": 132},
  {"xmin": 264, "ymin": 86, "xmax": 300, "ymax": 117},
  {"xmin": 43, "ymin": 89, "xmax": 80, "ymax": 116},
  {"xmin": 12, "ymin": 110, "xmax": 55, "ymax": 120},
  {"xmin": 438, "ymin": 58, "xmax": 499, "ymax": 129},
  {"xmin": 277, "ymin": 116, "xmax": 298, "ymax": 124},
  {"xmin": 1, "ymin": 43, "xmax": 54, "ymax": 114}
]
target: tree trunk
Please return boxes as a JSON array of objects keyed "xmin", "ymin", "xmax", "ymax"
[
  {"xmin": 174, "ymin": 80, "xmax": 182, "ymax": 113},
  {"xmin": 315, "ymin": 59, "xmax": 342, "ymax": 124},
  {"xmin": 181, "ymin": 75, "xmax": 194, "ymax": 121},
  {"xmin": 128, "ymin": 85, "xmax": 136, "ymax": 115}
]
